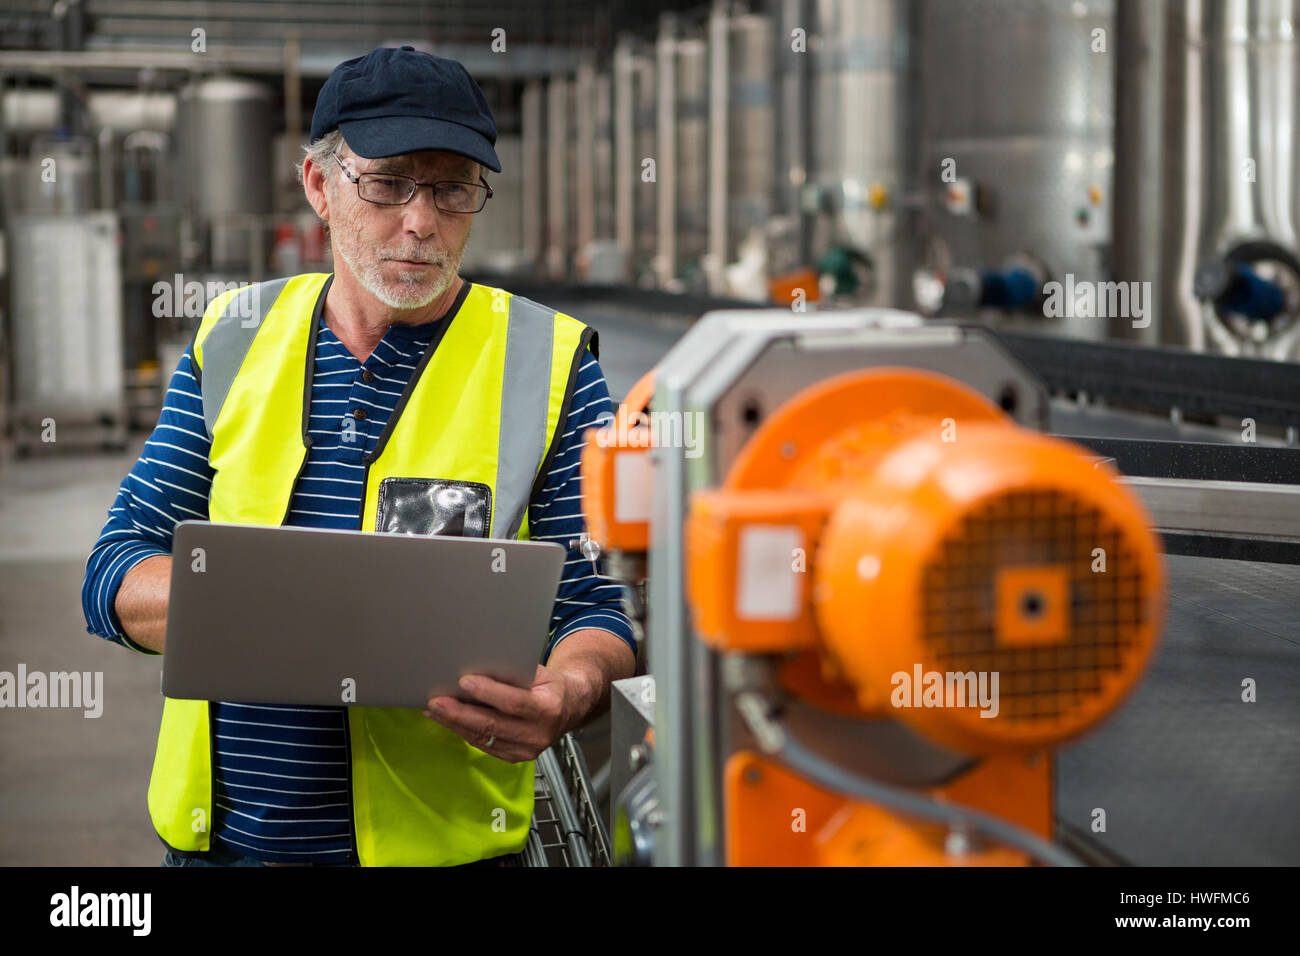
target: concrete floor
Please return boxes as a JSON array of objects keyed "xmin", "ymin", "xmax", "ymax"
[{"xmin": 0, "ymin": 436, "xmax": 162, "ymax": 865}]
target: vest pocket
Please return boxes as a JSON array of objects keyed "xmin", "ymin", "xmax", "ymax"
[{"xmin": 375, "ymin": 478, "xmax": 492, "ymax": 538}]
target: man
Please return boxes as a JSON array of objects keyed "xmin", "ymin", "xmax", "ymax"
[{"xmin": 82, "ymin": 46, "xmax": 636, "ymax": 867}]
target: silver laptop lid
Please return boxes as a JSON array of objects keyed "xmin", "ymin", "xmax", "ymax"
[{"xmin": 162, "ymin": 521, "xmax": 568, "ymax": 708}]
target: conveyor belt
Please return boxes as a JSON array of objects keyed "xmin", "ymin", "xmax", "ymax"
[
  {"xmin": 998, "ymin": 329, "xmax": 1300, "ymax": 429},
  {"xmin": 1056, "ymin": 554, "xmax": 1300, "ymax": 865}
]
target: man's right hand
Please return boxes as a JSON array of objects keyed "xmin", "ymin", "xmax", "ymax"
[{"xmin": 115, "ymin": 554, "xmax": 172, "ymax": 653}]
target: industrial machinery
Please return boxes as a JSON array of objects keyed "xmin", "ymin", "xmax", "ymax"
[
  {"xmin": 910, "ymin": 0, "xmax": 1114, "ymax": 335},
  {"xmin": 6, "ymin": 210, "xmax": 127, "ymax": 454},
  {"xmin": 1156, "ymin": 0, "xmax": 1300, "ymax": 359},
  {"xmin": 585, "ymin": 309, "xmax": 1168, "ymax": 865}
]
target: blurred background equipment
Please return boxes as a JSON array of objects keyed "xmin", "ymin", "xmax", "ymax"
[
  {"xmin": 9, "ymin": 0, "xmax": 1300, "ymax": 454},
  {"xmin": 7, "ymin": 209, "xmax": 124, "ymax": 453}
]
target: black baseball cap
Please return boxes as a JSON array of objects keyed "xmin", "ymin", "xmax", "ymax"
[{"xmin": 310, "ymin": 45, "xmax": 502, "ymax": 173}]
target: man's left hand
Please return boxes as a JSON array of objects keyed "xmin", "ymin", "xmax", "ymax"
[{"xmin": 423, "ymin": 664, "xmax": 584, "ymax": 763}]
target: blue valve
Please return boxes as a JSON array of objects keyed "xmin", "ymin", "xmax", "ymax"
[
  {"xmin": 1194, "ymin": 261, "xmax": 1286, "ymax": 320},
  {"xmin": 978, "ymin": 266, "xmax": 1041, "ymax": 310}
]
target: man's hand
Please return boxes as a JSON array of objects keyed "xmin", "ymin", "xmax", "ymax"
[
  {"xmin": 423, "ymin": 664, "xmax": 585, "ymax": 763},
  {"xmin": 423, "ymin": 628, "xmax": 635, "ymax": 762}
]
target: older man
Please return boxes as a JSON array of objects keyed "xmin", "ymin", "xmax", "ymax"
[{"xmin": 82, "ymin": 46, "xmax": 635, "ymax": 867}]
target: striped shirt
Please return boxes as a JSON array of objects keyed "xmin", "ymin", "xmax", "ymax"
[{"xmin": 82, "ymin": 278, "xmax": 634, "ymax": 862}]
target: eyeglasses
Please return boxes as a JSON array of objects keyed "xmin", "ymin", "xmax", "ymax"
[{"xmin": 332, "ymin": 152, "xmax": 493, "ymax": 214}]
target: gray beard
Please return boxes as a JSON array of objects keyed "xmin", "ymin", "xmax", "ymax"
[{"xmin": 334, "ymin": 237, "xmax": 462, "ymax": 311}]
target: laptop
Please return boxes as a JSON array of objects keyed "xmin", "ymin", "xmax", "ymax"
[{"xmin": 161, "ymin": 521, "xmax": 567, "ymax": 708}]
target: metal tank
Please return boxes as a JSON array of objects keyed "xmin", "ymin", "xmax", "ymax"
[
  {"xmin": 614, "ymin": 40, "xmax": 659, "ymax": 285},
  {"xmin": 545, "ymin": 75, "xmax": 575, "ymax": 278},
  {"xmin": 913, "ymin": 0, "xmax": 1116, "ymax": 339},
  {"xmin": 521, "ymin": 79, "xmax": 545, "ymax": 270},
  {"xmin": 1, "ymin": 134, "xmax": 97, "ymax": 215},
  {"xmin": 574, "ymin": 63, "xmax": 623, "ymax": 282},
  {"xmin": 0, "ymin": 88, "xmax": 61, "ymax": 133},
  {"xmin": 1169, "ymin": 0, "xmax": 1300, "ymax": 360},
  {"xmin": 175, "ymin": 76, "xmax": 273, "ymax": 271},
  {"xmin": 773, "ymin": 0, "xmax": 814, "ymax": 267},
  {"xmin": 673, "ymin": 35, "xmax": 709, "ymax": 288},
  {"xmin": 655, "ymin": 19, "xmax": 676, "ymax": 288},
  {"xmin": 592, "ymin": 68, "xmax": 616, "ymax": 245},
  {"xmin": 7, "ymin": 210, "xmax": 126, "ymax": 452},
  {"xmin": 87, "ymin": 90, "xmax": 176, "ymax": 135},
  {"xmin": 724, "ymin": 13, "xmax": 775, "ymax": 272},
  {"xmin": 575, "ymin": 61, "xmax": 597, "ymax": 259},
  {"xmin": 613, "ymin": 39, "xmax": 635, "ymax": 271},
  {"xmin": 0, "ymin": 91, "xmax": 96, "ymax": 215},
  {"xmin": 808, "ymin": 0, "xmax": 912, "ymax": 308},
  {"xmin": 0, "ymin": 88, "xmax": 177, "ymax": 214}
]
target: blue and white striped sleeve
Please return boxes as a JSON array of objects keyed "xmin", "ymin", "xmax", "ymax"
[
  {"xmin": 532, "ymin": 350, "xmax": 637, "ymax": 665},
  {"xmin": 81, "ymin": 346, "xmax": 214, "ymax": 654}
]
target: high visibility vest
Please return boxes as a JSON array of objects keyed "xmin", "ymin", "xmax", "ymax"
[{"xmin": 147, "ymin": 272, "xmax": 597, "ymax": 866}]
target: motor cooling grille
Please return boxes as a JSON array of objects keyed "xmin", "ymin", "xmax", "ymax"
[{"xmin": 920, "ymin": 488, "xmax": 1151, "ymax": 728}]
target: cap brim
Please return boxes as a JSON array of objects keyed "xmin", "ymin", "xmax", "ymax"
[{"xmin": 338, "ymin": 115, "xmax": 502, "ymax": 173}]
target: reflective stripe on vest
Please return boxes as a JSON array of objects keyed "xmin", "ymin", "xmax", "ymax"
[
  {"xmin": 496, "ymin": 296, "xmax": 554, "ymax": 539},
  {"xmin": 197, "ymin": 276, "xmax": 292, "ymax": 438},
  {"xmin": 149, "ymin": 273, "xmax": 595, "ymax": 865}
]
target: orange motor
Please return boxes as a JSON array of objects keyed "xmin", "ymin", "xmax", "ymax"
[{"xmin": 686, "ymin": 367, "xmax": 1165, "ymax": 756}]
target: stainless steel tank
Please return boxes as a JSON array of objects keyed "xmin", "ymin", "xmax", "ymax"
[
  {"xmin": 0, "ymin": 89, "xmax": 178, "ymax": 214},
  {"xmin": 521, "ymin": 79, "xmax": 545, "ymax": 270},
  {"xmin": 88, "ymin": 91, "xmax": 176, "ymax": 135},
  {"xmin": 575, "ymin": 62, "xmax": 597, "ymax": 258},
  {"xmin": 0, "ymin": 88, "xmax": 61, "ymax": 133},
  {"xmin": 545, "ymin": 75, "xmax": 574, "ymax": 278},
  {"xmin": 593, "ymin": 68, "xmax": 616, "ymax": 243},
  {"xmin": 631, "ymin": 50, "xmax": 659, "ymax": 282},
  {"xmin": 914, "ymin": 0, "xmax": 1115, "ymax": 338},
  {"xmin": 575, "ymin": 63, "xmax": 622, "ymax": 281},
  {"xmin": 1164, "ymin": 0, "xmax": 1300, "ymax": 359},
  {"xmin": 1, "ymin": 135, "xmax": 97, "ymax": 215},
  {"xmin": 726, "ymin": 13, "xmax": 776, "ymax": 267},
  {"xmin": 674, "ymin": 36, "xmax": 709, "ymax": 284},
  {"xmin": 175, "ymin": 76, "xmax": 273, "ymax": 270},
  {"xmin": 8, "ymin": 211, "xmax": 126, "ymax": 450},
  {"xmin": 809, "ymin": 0, "xmax": 911, "ymax": 307}
]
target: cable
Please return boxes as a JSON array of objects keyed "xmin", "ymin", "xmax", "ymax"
[{"xmin": 735, "ymin": 692, "xmax": 1083, "ymax": 867}]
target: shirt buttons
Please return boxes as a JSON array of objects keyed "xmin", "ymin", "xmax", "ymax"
[
  {"xmin": 352, "ymin": 408, "xmax": 367, "ymax": 420},
  {"xmin": 362, "ymin": 369, "xmax": 374, "ymax": 383}
]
